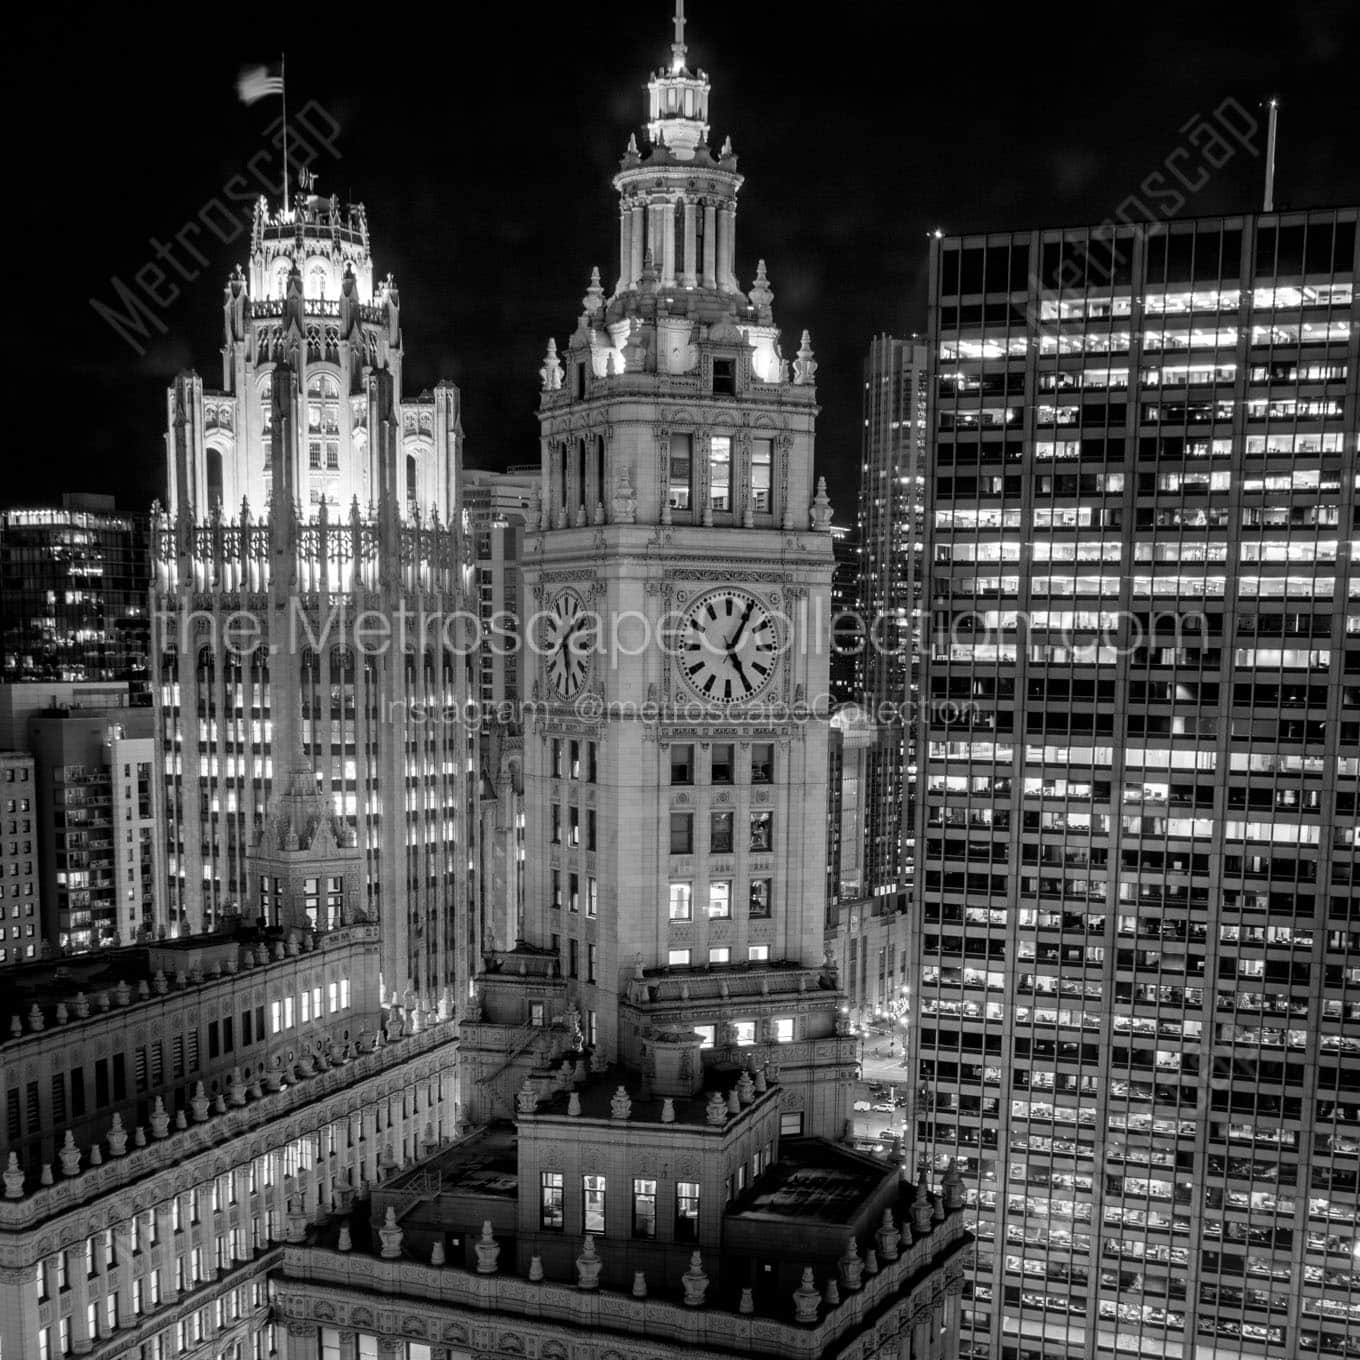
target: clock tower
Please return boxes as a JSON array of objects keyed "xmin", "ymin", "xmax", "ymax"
[{"xmin": 463, "ymin": 2, "xmax": 854, "ymax": 1142}]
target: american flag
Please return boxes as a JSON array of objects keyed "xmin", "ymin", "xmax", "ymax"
[{"xmin": 236, "ymin": 63, "xmax": 284, "ymax": 106}]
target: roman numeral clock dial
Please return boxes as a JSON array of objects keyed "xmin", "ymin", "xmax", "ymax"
[
  {"xmin": 543, "ymin": 589, "xmax": 594, "ymax": 700},
  {"xmin": 680, "ymin": 589, "xmax": 779, "ymax": 704}
]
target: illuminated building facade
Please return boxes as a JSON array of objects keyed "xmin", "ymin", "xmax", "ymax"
[
  {"xmin": 28, "ymin": 701, "xmax": 158, "ymax": 956},
  {"xmin": 153, "ymin": 189, "xmax": 479, "ymax": 1003},
  {"xmin": 912, "ymin": 209, "xmax": 1358, "ymax": 1360},
  {"xmin": 0, "ymin": 749, "xmax": 38, "ymax": 966},
  {"xmin": 0, "ymin": 495, "xmax": 149, "ymax": 688},
  {"xmin": 859, "ymin": 337, "xmax": 930, "ymax": 910}
]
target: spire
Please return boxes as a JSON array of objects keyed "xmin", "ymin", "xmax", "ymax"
[{"xmin": 671, "ymin": 0, "xmax": 687, "ymax": 74}]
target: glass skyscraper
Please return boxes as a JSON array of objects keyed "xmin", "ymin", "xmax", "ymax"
[{"xmin": 911, "ymin": 208, "xmax": 1358, "ymax": 1360}]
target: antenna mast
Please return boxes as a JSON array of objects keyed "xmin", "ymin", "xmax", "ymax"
[{"xmin": 1263, "ymin": 98, "xmax": 1279, "ymax": 212}]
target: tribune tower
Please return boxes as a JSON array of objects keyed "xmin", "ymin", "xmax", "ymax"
[
  {"xmin": 153, "ymin": 188, "xmax": 478, "ymax": 1006},
  {"xmin": 466, "ymin": 2, "xmax": 855, "ymax": 1139}
]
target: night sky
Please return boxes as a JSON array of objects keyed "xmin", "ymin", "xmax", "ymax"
[{"xmin": 7, "ymin": 1, "xmax": 1359, "ymax": 519}]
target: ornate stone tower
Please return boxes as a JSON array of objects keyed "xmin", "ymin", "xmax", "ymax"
[
  {"xmin": 153, "ymin": 187, "xmax": 479, "ymax": 1011},
  {"xmin": 464, "ymin": 3, "xmax": 854, "ymax": 1140}
]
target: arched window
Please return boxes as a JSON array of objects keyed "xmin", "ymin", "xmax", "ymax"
[
  {"xmin": 271, "ymin": 259, "xmax": 291, "ymax": 298},
  {"xmin": 205, "ymin": 448, "xmax": 223, "ymax": 512},
  {"xmin": 406, "ymin": 453, "xmax": 418, "ymax": 512},
  {"xmin": 308, "ymin": 264, "xmax": 328, "ymax": 300},
  {"xmin": 595, "ymin": 436, "xmax": 606, "ymax": 508},
  {"xmin": 306, "ymin": 374, "xmax": 341, "ymax": 469},
  {"xmin": 577, "ymin": 438, "xmax": 588, "ymax": 514},
  {"xmin": 260, "ymin": 373, "xmax": 274, "ymax": 447}
]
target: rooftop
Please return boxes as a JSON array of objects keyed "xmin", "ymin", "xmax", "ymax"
[
  {"xmin": 527, "ymin": 1058, "xmax": 769, "ymax": 1128},
  {"xmin": 727, "ymin": 1139, "xmax": 887, "ymax": 1228},
  {"xmin": 0, "ymin": 923, "xmax": 379, "ymax": 1041}
]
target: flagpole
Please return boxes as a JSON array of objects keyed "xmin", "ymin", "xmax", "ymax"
[{"xmin": 281, "ymin": 52, "xmax": 290, "ymax": 213}]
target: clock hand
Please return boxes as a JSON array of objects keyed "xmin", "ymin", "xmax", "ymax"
[
  {"xmin": 728, "ymin": 650, "xmax": 751, "ymax": 689},
  {"xmin": 727, "ymin": 600, "xmax": 756, "ymax": 652}
]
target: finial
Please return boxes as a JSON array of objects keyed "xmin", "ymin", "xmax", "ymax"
[
  {"xmin": 794, "ymin": 329, "xmax": 818, "ymax": 385},
  {"xmin": 583, "ymin": 265, "xmax": 604, "ymax": 316},
  {"xmin": 811, "ymin": 477, "xmax": 833, "ymax": 532},
  {"xmin": 671, "ymin": 0, "xmax": 688, "ymax": 72},
  {"xmin": 539, "ymin": 338, "xmax": 563, "ymax": 393}
]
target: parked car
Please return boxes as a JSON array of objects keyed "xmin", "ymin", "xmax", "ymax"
[
  {"xmin": 852, "ymin": 1099, "xmax": 872, "ymax": 1111},
  {"xmin": 871, "ymin": 1101, "xmax": 895, "ymax": 1112}
]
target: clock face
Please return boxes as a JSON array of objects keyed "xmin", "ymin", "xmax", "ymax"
[
  {"xmin": 543, "ymin": 590, "xmax": 595, "ymax": 699},
  {"xmin": 680, "ymin": 589, "xmax": 779, "ymax": 704}
]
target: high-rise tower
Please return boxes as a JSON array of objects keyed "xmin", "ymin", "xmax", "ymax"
[
  {"xmin": 914, "ymin": 209, "xmax": 1358, "ymax": 1360},
  {"xmin": 152, "ymin": 188, "xmax": 478, "ymax": 1004}
]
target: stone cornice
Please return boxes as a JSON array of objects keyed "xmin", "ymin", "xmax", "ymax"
[{"xmin": 274, "ymin": 1227, "xmax": 969, "ymax": 1360}]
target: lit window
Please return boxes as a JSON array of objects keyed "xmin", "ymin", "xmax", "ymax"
[
  {"xmin": 667, "ymin": 948, "xmax": 692, "ymax": 968},
  {"xmin": 751, "ymin": 439, "xmax": 773, "ymax": 512},
  {"xmin": 583, "ymin": 1174, "xmax": 606, "ymax": 1235},
  {"xmin": 675, "ymin": 1182, "xmax": 700, "ymax": 1241},
  {"xmin": 632, "ymin": 1179, "xmax": 657, "ymax": 1239},
  {"xmin": 668, "ymin": 434, "xmax": 693, "ymax": 511},
  {"xmin": 709, "ymin": 436, "xmax": 732, "ymax": 511},
  {"xmin": 540, "ymin": 1172, "xmax": 564, "ymax": 1230},
  {"xmin": 709, "ymin": 946, "xmax": 731, "ymax": 965},
  {"xmin": 708, "ymin": 881, "xmax": 732, "ymax": 919}
]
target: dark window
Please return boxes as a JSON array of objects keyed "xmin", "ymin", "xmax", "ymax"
[
  {"xmin": 670, "ymin": 745, "xmax": 694, "ymax": 785},
  {"xmin": 70, "ymin": 1067, "xmax": 85, "ymax": 1117},
  {"xmin": 670, "ymin": 812, "xmax": 693, "ymax": 855},
  {"xmin": 749, "ymin": 878, "xmax": 772, "ymax": 918},
  {"xmin": 208, "ymin": 1021, "xmax": 220, "ymax": 1060},
  {"xmin": 751, "ymin": 743, "xmax": 774, "ymax": 783},
  {"xmin": 710, "ymin": 811, "xmax": 734, "ymax": 855},
  {"xmin": 750, "ymin": 811, "xmax": 772, "ymax": 852},
  {"xmin": 95, "ymin": 1059, "xmax": 110, "ymax": 1108},
  {"xmin": 712, "ymin": 358, "xmax": 736, "ymax": 395},
  {"xmin": 575, "ymin": 362, "xmax": 587, "ymax": 400},
  {"xmin": 711, "ymin": 743, "xmax": 734, "ymax": 784}
]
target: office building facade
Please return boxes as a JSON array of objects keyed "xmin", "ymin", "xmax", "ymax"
[
  {"xmin": 0, "ymin": 495, "xmax": 150, "ymax": 689},
  {"xmin": 29, "ymin": 702, "xmax": 158, "ymax": 956},
  {"xmin": 913, "ymin": 209, "xmax": 1358, "ymax": 1360},
  {"xmin": 0, "ymin": 749, "xmax": 38, "ymax": 966}
]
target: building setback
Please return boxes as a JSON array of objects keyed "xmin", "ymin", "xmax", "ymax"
[{"xmin": 911, "ymin": 209, "xmax": 1358, "ymax": 1360}]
